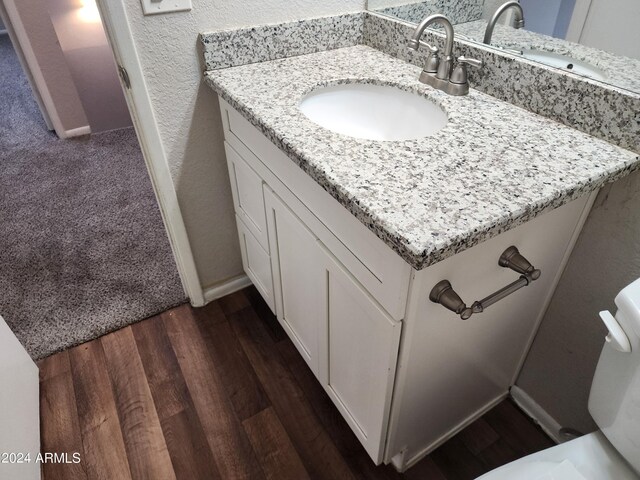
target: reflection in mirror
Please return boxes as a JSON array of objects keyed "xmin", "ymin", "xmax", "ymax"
[
  {"xmin": 366, "ymin": 0, "xmax": 640, "ymax": 94},
  {"xmin": 367, "ymin": 0, "xmax": 485, "ymax": 26}
]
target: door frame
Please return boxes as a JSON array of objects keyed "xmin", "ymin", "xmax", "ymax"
[{"xmin": 95, "ymin": 0, "xmax": 205, "ymax": 306}]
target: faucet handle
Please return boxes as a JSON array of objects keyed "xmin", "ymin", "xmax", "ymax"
[
  {"xmin": 457, "ymin": 56, "xmax": 483, "ymax": 69},
  {"xmin": 450, "ymin": 56, "xmax": 483, "ymax": 85},
  {"xmin": 408, "ymin": 38, "xmax": 438, "ymax": 52},
  {"xmin": 407, "ymin": 38, "xmax": 440, "ymax": 74},
  {"xmin": 424, "ymin": 44, "xmax": 440, "ymax": 74},
  {"xmin": 420, "ymin": 41, "xmax": 438, "ymax": 55}
]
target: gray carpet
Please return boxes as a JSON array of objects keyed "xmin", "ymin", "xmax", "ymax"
[{"xmin": 0, "ymin": 35, "xmax": 187, "ymax": 359}]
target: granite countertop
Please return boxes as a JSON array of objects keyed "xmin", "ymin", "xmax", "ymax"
[
  {"xmin": 205, "ymin": 45, "xmax": 639, "ymax": 270},
  {"xmin": 456, "ymin": 20, "xmax": 640, "ymax": 94}
]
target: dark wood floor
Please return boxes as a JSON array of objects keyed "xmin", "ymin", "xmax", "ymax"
[{"xmin": 39, "ymin": 286, "xmax": 554, "ymax": 480}]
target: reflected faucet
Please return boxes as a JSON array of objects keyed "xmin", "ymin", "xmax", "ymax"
[
  {"xmin": 483, "ymin": 1, "xmax": 525, "ymax": 45},
  {"xmin": 409, "ymin": 14, "xmax": 483, "ymax": 96}
]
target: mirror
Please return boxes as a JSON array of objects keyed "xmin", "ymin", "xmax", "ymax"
[{"xmin": 366, "ymin": 0, "xmax": 640, "ymax": 95}]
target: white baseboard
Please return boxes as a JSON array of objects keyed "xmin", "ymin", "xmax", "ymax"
[
  {"xmin": 201, "ymin": 274, "xmax": 252, "ymax": 305},
  {"xmin": 62, "ymin": 125, "xmax": 91, "ymax": 138},
  {"xmin": 510, "ymin": 385, "xmax": 563, "ymax": 444}
]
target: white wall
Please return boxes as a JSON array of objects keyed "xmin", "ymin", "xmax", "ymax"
[
  {"xmin": 578, "ymin": 0, "xmax": 640, "ymax": 60},
  {"xmin": 517, "ymin": 170, "xmax": 640, "ymax": 434},
  {"xmin": 48, "ymin": 0, "xmax": 132, "ymax": 132},
  {"xmin": 120, "ymin": 0, "xmax": 364, "ymax": 289}
]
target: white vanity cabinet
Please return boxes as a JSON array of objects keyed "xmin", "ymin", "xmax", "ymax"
[{"xmin": 218, "ymin": 97, "xmax": 597, "ymax": 470}]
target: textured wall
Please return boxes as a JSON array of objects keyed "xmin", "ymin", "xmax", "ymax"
[
  {"xmin": 121, "ymin": 0, "xmax": 365, "ymax": 289},
  {"xmin": 517, "ymin": 170, "xmax": 640, "ymax": 434}
]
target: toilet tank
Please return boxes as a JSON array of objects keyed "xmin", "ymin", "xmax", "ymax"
[{"xmin": 588, "ymin": 278, "xmax": 640, "ymax": 474}]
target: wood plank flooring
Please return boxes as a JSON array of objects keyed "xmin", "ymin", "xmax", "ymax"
[{"xmin": 39, "ymin": 286, "xmax": 554, "ymax": 480}]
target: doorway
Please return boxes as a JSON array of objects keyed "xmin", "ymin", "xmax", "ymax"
[{"xmin": 0, "ymin": 1, "xmax": 186, "ymax": 359}]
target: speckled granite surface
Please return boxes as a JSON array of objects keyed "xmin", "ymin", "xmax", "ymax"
[
  {"xmin": 455, "ymin": 20, "xmax": 640, "ymax": 94},
  {"xmin": 372, "ymin": 0, "xmax": 483, "ymax": 26},
  {"xmin": 364, "ymin": 13, "xmax": 640, "ymax": 153},
  {"xmin": 200, "ymin": 12, "xmax": 639, "ymax": 153},
  {"xmin": 200, "ymin": 13, "xmax": 363, "ymax": 71},
  {"xmin": 205, "ymin": 45, "xmax": 639, "ymax": 270}
]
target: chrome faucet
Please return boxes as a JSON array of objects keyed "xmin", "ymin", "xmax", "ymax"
[
  {"xmin": 483, "ymin": 1, "xmax": 525, "ymax": 45},
  {"xmin": 409, "ymin": 14, "xmax": 482, "ymax": 96}
]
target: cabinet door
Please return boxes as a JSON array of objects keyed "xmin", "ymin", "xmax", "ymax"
[
  {"xmin": 235, "ymin": 215, "xmax": 275, "ymax": 313},
  {"xmin": 264, "ymin": 187, "xmax": 324, "ymax": 377},
  {"xmin": 319, "ymin": 248, "xmax": 402, "ymax": 464},
  {"xmin": 264, "ymin": 186, "xmax": 402, "ymax": 463}
]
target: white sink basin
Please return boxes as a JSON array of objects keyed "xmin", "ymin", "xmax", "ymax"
[
  {"xmin": 521, "ymin": 49, "xmax": 607, "ymax": 81},
  {"xmin": 299, "ymin": 83, "xmax": 447, "ymax": 141}
]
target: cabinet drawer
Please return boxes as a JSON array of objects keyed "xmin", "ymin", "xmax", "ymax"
[
  {"xmin": 235, "ymin": 215, "xmax": 275, "ymax": 313},
  {"xmin": 220, "ymin": 99, "xmax": 411, "ymax": 320},
  {"xmin": 226, "ymin": 142, "xmax": 269, "ymax": 251}
]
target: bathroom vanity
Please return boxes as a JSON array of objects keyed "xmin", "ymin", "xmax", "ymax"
[{"xmin": 203, "ymin": 24, "xmax": 639, "ymax": 470}]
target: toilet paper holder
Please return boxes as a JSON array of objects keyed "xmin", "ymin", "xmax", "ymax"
[{"xmin": 429, "ymin": 246, "xmax": 541, "ymax": 320}]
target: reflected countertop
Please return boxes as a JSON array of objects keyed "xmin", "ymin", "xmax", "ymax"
[{"xmin": 455, "ymin": 20, "xmax": 640, "ymax": 94}]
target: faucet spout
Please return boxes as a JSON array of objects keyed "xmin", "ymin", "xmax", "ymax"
[
  {"xmin": 409, "ymin": 13, "xmax": 455, "ymax": 59},
  {"xmin": 408, "ymin": 12, "xmax": 481, "ymax": 95},
  {"xmin": 483, "ymin": 1, "xmax": 525, "ymax": 45}
]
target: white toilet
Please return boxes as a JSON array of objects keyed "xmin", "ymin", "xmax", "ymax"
[{"xmin": 478, "ymin": 278, "xmax": 640, "ymax": 480}]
